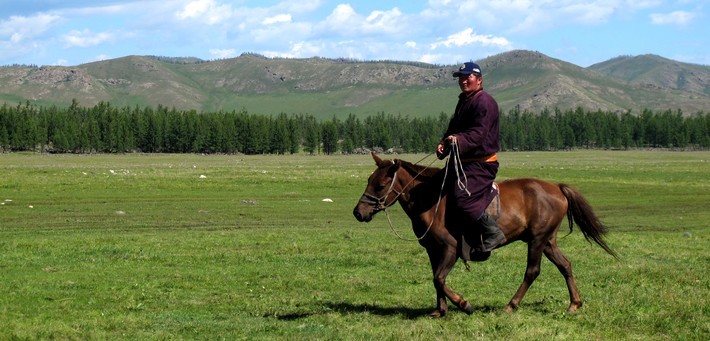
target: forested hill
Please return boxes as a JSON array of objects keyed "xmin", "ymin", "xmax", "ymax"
[{"xmin": 0, "ymin": 50, "xmax": 708, "ymax": 119}]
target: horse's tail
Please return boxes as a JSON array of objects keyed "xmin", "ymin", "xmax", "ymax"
[{"xmin": 559, "ymin": 184, "xmax": 620, "ymax": 260}]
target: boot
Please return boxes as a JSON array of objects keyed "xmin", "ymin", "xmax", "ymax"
[
  {"xmin": 460, "ymin": 230, "xmax": 492, "ymax": 262},
  {"xmin": 478, "ymin": 212, "xmax": 506, "ymax": 252}
]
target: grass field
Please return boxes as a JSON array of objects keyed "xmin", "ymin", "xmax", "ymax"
[{"xmin": 1, "ymin": 151, "xmax": 708, "ymax": 340}]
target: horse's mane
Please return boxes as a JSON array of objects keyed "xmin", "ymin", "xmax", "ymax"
[{"xmin": 395, "ymin": 158, "xmax": 444, "ymax": 181}]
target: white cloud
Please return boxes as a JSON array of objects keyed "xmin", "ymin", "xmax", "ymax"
[
  {"xmin": 626, "ymin": 1, "xmax": 663, "ymax": 9},
  {"xmin": 420, "ymin": 53, "xmax": 445, "ymax": 64},
  {"xmin": 276, "ymin": 0, "xmax": 321, "ymax": 14},
  {"xmin": 322, "ymin": 4, "xmax": 407, "ymax": 36},
  {"xmin": 175, "ymin": 0, "xmax": 232, "ymax": 25},
  {"xmin": 429, "ymin": 0, "xmax": 454, "ymax": 6},
  {"xmin": 650, "ymin": 11, "xmax": 696, "ymax": 26},
  {"xmin": 264, "ymin": 41, "xmax": 324, "ymax": 59},
  {"xmin": 209, "ymin": 48, "xmax": 236, "ymax": 59},
  {"xmin": 62, "ymin": 29, "xmax": 112, "ymax": 48},
  {"xmin": 499, "ymin": 2, "xmax": 614, "ymax": 34},
  {"xmin": 262, "ymin": 14, "xmax": 292, "ymax": 25},
  {"xmin": 453, "ymin": 0, "xmax": 669, "ymax": 34},
  {"xmin": 430, "ymin": 28, "xmax": 512, "ymax": 49},
  {"xmin": 250, "ymin": 21, "xmax": 312, "ymax": 45},
  {"xmin": 323, "ymin": 3, "xmax": 359, "ymax": 32},
  {"xmin": 176, "ymin": 0, "xmax": 211, "ymax": 19},
  {"xmin": 0, "ymin": 0, "xmax": 706, "ymax": 68},
  {"xmin": 61, "ymin": 3, "xmax": 133, "ymax": 16},
  {"xmin": 290, "ymin": 41, "xmax": 323, "ymax": 57},
  {"xmin": 559, "ymin": 3, "xmax": 615, "ymax": 24},
  {"xmin": 364, "ymin": 8, "xmax": 404, "ymax": 34},
  {"xmin": 0, "ymin": 13, "xmax": 61, "ymax": 43}
]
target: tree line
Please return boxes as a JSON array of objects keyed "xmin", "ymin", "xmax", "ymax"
[
  {"xmin": 0, "ymin": 100, "xmax": 707, "ymax": 154},
  {"xmin": 501, "ymin": 106, "xmax": 708, "ymax": 150}
]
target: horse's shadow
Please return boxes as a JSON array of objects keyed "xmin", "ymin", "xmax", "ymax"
[{"xmin": 275, "ymin": 301, "xmax": 500, "ymax": 321}]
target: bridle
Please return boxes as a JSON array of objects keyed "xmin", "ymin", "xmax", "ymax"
[
  {"xmin": 357, "ymin": 167, "xmax": 401, "ymax": 212},
  {"xmin": 357, "ymin": 153, "xmax": 448, "ymax": 241}
]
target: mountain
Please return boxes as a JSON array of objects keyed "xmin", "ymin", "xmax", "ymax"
[
  {"xmin": 480, "ymin": 51, "xmax": 633, "ymax": 112},
  {"xmin": 588, "ymin": 54, "xmax": 710, "ymax": 96},
  {"xmin": 1, "ymin": 50, "xmax": 708, "ymax": 119}
]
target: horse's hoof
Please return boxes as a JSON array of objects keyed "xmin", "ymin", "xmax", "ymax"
[
  {"xmin": 504, "ymin": 304, "xmax": 517, "ymax": 314},
  {"xmin": 567, "ymin": 303, "xmax": 581, "ymax": 313},
  {"xmin": 429, "ymin": 309, "xmax": 446, "ymax": 318},
  {"xmin": 460, "ymin": 301, "xmax": 474, "ymax": 315}
]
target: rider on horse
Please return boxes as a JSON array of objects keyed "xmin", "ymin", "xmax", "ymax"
[{"xmin": 436, "ymin": 61, "xmax": 507, "ymax": 258}]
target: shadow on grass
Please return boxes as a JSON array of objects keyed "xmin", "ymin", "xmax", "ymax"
[
  {"xmin": 274, "ymin": 301, "xmax": 504, "ymax": 321},
  {"xmin": 324, "ymin": 302, "xmax": 433, "ymax": 319}
]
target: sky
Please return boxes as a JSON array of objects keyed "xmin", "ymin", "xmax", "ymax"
[{"xmin": 1, "ymin": 0, "xmax": 708, "ymax": 68}]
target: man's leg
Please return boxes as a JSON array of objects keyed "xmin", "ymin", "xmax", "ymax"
[{"xmin": 478, "ymin": 212, "xmax": 506, "ymax": 252}]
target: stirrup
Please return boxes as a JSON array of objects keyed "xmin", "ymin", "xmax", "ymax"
[{"xmin": 469, "ymin": 251, "xmax": 491, "ymax": 262}]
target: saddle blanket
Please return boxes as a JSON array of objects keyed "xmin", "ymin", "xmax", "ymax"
[{"xmin": 485, "ymin": 182, "xmax": 501, "ymax": 220}]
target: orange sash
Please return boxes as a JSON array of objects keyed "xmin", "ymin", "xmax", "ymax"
[{"xmin": 461, "ymin": 153, "xmax": 497, "ymax": 163}]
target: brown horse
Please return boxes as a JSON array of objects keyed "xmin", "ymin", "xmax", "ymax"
[{"xmin": 353, "ymin": 152, "xmax": 618, "ymax": 317}]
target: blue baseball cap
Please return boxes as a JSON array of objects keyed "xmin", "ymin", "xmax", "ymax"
[{"xmin": 453, "ymin": 62, "xmax": 482, "ymax": 77}]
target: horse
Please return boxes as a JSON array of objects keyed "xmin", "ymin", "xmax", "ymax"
[{"xmin": 352, "ymin": 152, "xmax": 618, "ymax": 317}]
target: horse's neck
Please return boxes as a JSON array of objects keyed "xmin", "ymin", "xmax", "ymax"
[
  {"xmin": 392, "ymin": 167, "xmax": 444, "ymax": 240},
  {"xmin": 395, "ymin": 166, "xmax": 442, "ymax": 218},
  {"xmin": 394, "ymin": 168, "xmax": 415, "ymax": 205}
]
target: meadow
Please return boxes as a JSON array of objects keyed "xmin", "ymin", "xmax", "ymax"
[{"xmin": 1, "ymin": 151, "xmax": 708, "ymax": 340}]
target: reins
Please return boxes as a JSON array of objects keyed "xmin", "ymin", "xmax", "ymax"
[
  {"xmin": 358, "ymin": 153, "xmax": 439, "ymax": 210},
  {"xmin": 370, "ymin": 142, "xmax": 469, "ymax": 242},
  {"xmin": 383, "ymin": 157, "xmax": 448, "ymax": 241},
  {"xmin": 358, "ymin": 151, "xmax": 448, "ymax": 241},
  {"xmin": 450, "ymin": 141, "xmax": 471, "ymax": 196}
]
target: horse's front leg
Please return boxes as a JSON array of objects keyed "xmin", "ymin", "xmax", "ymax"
[
  {"xmin": 426, "ymin": 246, "xmax": 473, "ymax": 317},
  {"xmin": 426, "ymin": 245, "xmax": 448, "ymax": 318}
]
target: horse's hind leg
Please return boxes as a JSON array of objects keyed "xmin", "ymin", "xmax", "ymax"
[{"xmin": 543, "ymin": 240, "xmax": 582, "ymax": 312}]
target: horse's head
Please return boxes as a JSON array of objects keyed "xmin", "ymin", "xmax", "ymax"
[{"xmin": 353, "ymin": 152, "xmax": 401, "ymax": 222}]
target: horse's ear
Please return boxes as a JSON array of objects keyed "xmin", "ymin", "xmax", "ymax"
[{"xmin": 371, "ymin": 151, "xmax": 384, "ymax": 166}]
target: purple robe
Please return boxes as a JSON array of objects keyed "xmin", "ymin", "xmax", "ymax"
[{"xmin": 442, "ymin": 89, "xmax": 500, "ymax": 220}]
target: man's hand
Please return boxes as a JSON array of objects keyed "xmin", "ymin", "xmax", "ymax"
[
  {"xmin": 436, "ymin": 135, "xmax": 457, "ymax": 159},
  {"xmin": 436, "ymin": 142, "xmax": 447, "ymax": 159}
]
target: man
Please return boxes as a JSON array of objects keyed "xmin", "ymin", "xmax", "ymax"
[{"xmin": 436, "ymin": 61, "xmax": 506, "ymax": 258}]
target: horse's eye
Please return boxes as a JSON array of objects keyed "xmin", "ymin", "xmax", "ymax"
[{"xmin": 376, "ymin": 178, "xmax": 392, "ymax": 191}]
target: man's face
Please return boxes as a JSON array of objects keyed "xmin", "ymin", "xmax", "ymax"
[{"xmin": 458, "ymin": 74, "xmax": 482, "ymax": 93}]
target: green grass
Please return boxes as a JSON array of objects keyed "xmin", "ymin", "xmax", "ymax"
[{"xmin": 1, "ymin": 151, "xmax": 708, "ymax": 339}]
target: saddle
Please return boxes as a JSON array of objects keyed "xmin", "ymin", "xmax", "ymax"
[
  {"xmin": 459, "ymin": 183, "xmax": 500, "ymax": 262},
  {"xmin": 484, "ymin": 182, "xmax": 501, "ymax": 220}
]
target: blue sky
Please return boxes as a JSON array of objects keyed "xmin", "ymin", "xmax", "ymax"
[{"xmin": 1, "ymin": 0, "xmax": 707, "ymax": 67}]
